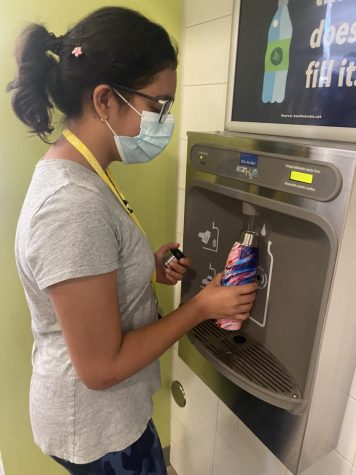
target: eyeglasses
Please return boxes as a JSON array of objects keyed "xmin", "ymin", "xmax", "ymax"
[{"xmin": 113, "ymin": 85, "xmax": 174, "ymax": 123}]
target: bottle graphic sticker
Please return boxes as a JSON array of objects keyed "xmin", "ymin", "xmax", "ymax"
[
  {"xmin": 262, "ymin": 0, "xmax": 293, "ymax": 103},
  {"xmin": 216, "ymin": 230, "xmax": 259, "ymax": 331}
]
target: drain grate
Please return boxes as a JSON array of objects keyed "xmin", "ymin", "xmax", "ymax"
[{"xmin": 190, "ymin": 320, "xmax": 302, "ymax": 402}]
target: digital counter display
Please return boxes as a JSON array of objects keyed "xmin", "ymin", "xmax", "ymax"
[{"xmin": 289, "ymin": 170, "xmax": 314, "ymax": 185}]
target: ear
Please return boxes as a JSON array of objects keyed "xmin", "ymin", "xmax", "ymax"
[{"xmin": 91, "ymin": 84, "xmax": 118, "ymax": 120}]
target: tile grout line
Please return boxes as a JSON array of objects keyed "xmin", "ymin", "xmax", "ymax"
[
  {"xmin": 182, "ymin": 82, "xmax": 228, "ymax": 88},
  {"xmin": 333, "ymin": 447, "xmax": 355, "ymax": 468},
  {"xmin": 185, "ymin": 14, "xmax": 232, "ymax": 30},
  {"xmin": 335, "ymin": 394, "xmax": 356, "ymax": 465},
  {"xmin": 210, "ymin": 399, "xmax": 220, "ymax": 475}
]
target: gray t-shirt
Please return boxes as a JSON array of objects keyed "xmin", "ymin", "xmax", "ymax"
[{"xmin": 15, "ymin": 159, "xmax": 160, "ymax": 463}]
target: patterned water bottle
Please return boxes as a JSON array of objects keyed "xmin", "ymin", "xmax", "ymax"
[
  {"xmin": 262, "ymin": 0, "xmax": 293, "ymax": 103},
  {"xmin": 216, "ymin": 230, "xmax": 259, "ymax": 331}
]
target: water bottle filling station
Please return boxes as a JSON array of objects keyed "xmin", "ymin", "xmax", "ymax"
[{"xmin": 179, "ymin": 130, "xmax": 356, "ymax": 473}]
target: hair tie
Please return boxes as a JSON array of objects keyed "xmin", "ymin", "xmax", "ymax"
[
  {"xmin": 72, "ymin": 46, "xmax": 83, "ymax": 58},
  {"xmin": 46, "ymin": 33, "xmax": 64, "ymax": 56}
]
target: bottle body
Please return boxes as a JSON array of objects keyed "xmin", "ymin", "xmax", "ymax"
[
  {"xmin": 216, "ymin": 231, "xmax": 259, "ymax": 331},
  {"xmin": 262, "ymin": 0, "xmax": 293, "ymax": 104}
]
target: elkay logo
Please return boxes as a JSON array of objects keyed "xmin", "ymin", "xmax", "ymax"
[
  {"xmin": 237, "ymin": 153, "xmax": 259, "ymax": 179},
  {"xmin": 236, "ymin": 166, "xmax": 259, "ymax": 179},
  {"xmin": 240, "ymin": 153, "xmax": 259, "ymax": 168}
]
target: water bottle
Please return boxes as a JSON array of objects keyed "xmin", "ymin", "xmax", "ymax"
[
  {"xmin": 262, "ymin": 0, "xmax": 293, "ymax": 103},
  {"xmin": 216, "ymin": 230, "xmax": 259, "ymax": 331}
]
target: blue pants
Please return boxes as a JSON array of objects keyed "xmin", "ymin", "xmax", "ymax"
[{"xmin": 52, "ymin": 420, "xmax": 167, "ymax": 475}]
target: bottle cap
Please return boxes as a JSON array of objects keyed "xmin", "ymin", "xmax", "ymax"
[
  {"xmin": 163, "ymin": 248, "xmax": 185, "ymax": 268},
  {"xmin": 239, "ymin": 230, "xmax": 259, "ymax": 247}
]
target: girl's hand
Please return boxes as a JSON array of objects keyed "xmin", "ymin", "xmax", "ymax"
[
  {"xmin": 194, "ymin": 273, "xmax": 257, "ymax": 322},
  {"xmin": 154, "ymin": 242, "xmax": 192, "ymax": 285}
]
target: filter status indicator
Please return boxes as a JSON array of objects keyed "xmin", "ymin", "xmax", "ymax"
[{"xmin": 289, "ymin": 170, "xmax": 314, "ymax": 184}]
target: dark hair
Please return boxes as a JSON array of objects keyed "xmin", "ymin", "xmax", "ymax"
[{"xmin": 7, "ymin": 7, "xmax": 178, "ymax": 142}]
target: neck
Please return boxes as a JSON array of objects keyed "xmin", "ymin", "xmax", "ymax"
[{"xmin": 44, "ymin": 118, "xmax": 117, "ymax": 171}]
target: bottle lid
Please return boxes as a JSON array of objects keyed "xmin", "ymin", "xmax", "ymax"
[{"xmin": 239, "ymin": 230, "xmax": 259, "ymax": 247}]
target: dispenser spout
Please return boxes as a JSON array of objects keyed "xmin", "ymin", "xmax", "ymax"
[
  {"xmin": 242, "ymin": 202, "xmax": 259, "ymax": 230},
  {"xmin": 242, "ymin": 202, "xmax": 259, "ymax": 216}
]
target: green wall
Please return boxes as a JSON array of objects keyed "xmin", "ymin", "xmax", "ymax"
[{"xmin": 0, "ymin": 1, "xmax": 182, "ymax": 474}]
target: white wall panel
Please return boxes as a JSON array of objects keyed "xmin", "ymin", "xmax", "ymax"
[
  {"xmin": 178, "ymin": 139, "xmax": 188, "ymax": 191},
  {"xmin": 184, "ymin": 0, "xmax": 233, "ymax": 27},
  {"xmin": 183, "ymin": 17, "xmax": 232, "ymax": 85},
  {"xmin": 180, "ymin": 84, "xmax": 227, "ymax": 140},
  {"xmin": 337, "ymin": 396, "xmax": 356, "ymax": 464},
  {"xmin": 300, "ymin": 451, "xmax": 352, "ymax": 475}
]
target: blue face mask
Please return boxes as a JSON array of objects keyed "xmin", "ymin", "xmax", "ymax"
[{"xmin": 104, "ymin": 93, "xmax": 175, "ymax": 165}]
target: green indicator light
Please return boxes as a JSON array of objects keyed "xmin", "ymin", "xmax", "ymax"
[{"xmin": 289, "ymin": 171, "xmax": 313, "ymax": 184}]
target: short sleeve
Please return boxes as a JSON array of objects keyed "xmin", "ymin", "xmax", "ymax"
[{"xmin": 27, "ymin": 185, "xmax": 120, "ymax": 290}]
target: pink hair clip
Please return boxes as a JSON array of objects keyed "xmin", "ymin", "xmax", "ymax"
[{"xmin": 72, "ymin": 46, "xmax": 83, "ymax": 58}]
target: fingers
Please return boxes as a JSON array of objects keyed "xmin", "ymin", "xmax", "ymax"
[
  {"xmin": 165, "ymin": 267, "xmax": 181, "ymax": 283},
  {"xmin": 164, "ymin": 271, "xmax": 180, "ymax": 285},
  {"xmin": 237, "ymin": 282, "xmax": 258, "ymax": 294},
  {"xmin": 166, "ymin": 259, "xmax": 190, "ymax": 275},
  {"xmin": 165, "ymin": 255, "xmax": 191, "ymax": 283},
  {"xmin": 235, "ymin": 303, "xmax": 254, "ymax": 314},
  {"xmin": 218, "ymin": 287, "xmax": 257, "ymax": 318},
  {"xmin": 209, "ymin": 273, "xmax": 223, "ymax": 286},
  {"xmin": 155, "ymin": 242, "xmax": 180, "ymax": 260},
  {"xmin": 177, "ymin": 257, "xmax": 192, "ymax": 267},
  {"xmin": 224, "ymin": 285, "xmax": 257, "ymax": 302},
  {"xmin": 237, "ymin": 291, "xmax": 257, "ymax": 304},
  {"xmin": 234, "ymin": 313, "xmax": 250, "ymax": 321}
]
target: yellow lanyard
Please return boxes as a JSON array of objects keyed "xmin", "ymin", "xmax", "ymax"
[{"xmin": 62, "ymin": 128, "xmax": 157, "ymax": 292}]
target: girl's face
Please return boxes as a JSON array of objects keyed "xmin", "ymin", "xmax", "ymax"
[{"xmin": 112, "ymin": 67, "xmax": 177, "ymax": 138}]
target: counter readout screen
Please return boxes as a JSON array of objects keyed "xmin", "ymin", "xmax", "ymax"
[{"xmin": 289, "ymin": 170, "xmax": 313, "ymax": 184}]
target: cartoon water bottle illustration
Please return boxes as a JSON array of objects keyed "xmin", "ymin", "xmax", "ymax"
[{"xmin": 262, "ymin": 0, "xmax": 293, "ymax": 103}]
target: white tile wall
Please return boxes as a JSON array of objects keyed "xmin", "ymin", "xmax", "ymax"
[
  {"xmin": 170, "ymin": 354, "xmax": 289, "ymax": 475},
  {"xmin": 184, "ymin": 0, "xmax": 233, "ymax": 27},
  {"xmin": 337, "ymin": 396, "xmax": 356, "ymax": 463},
  {"xmin": 213, "ymin": 404, "xmax": 286, "ymax": 475},
  {"xmin": 173, "ymin": 280, "xmax": 182, "ymax": 311},
  {"xmin": 183, "ymin": 17, "xmax": 232, "ymax": 86},
  {"xmin": 332, "ymin": 323, "xmax": 356, "ymax": 396},
  {"xmin": 300, "ymin": 380, "xmax": 349, "ymax": 469},
  {"xmin": 178, "ymin": 139, "xmax": 188, "ymax": 190},
  {"xmin": 351, "ymin": 369, "xmax": 356, "ymax": 400},
  {"xmin": 171, "ymin": 352, "xmax": 218, "ymax": 426},
  {"xmin": 180, "ymin": 84, "xmax": 228, "ymax": 140},
  {"xmin": 299, "ymin": 451, "xmax": 352, "ymax": 475},
  {"xmin": 170, "ymin": 353, "xmax": 218, "ymax": 475},
  {"xmin": 215, "ymin": 400, "xmax": 238, "ymax": 444},
  {"xmin": 171, "ymin": 411, "xmax": 215, "ymax": 475},
  {"xmin": 171, "ymin": 0, "xmax": 356, "ymax": 474},
  {"xmin": 176, "ymin": 188, "xmax": 186, "ymax": 236},
  {"xmin": 170, "ymin": 442, "xmax": 197, "ymax": 475}
]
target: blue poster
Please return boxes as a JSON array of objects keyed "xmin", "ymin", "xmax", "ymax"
[{"xmin": 231, "ymin": 0, "xmax": 356, "ymax": 127}]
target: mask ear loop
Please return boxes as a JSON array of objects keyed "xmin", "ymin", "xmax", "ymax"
[
  {"xmin": 113, "ymin": 88, "xmax": 142, "ymax": 117},
  {"xmin": 102, "ymin": 117, "xmax": 117, "ymax": 136}
]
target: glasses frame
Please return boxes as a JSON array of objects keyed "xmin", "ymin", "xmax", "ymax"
[{"xmin": 113, "ymin": 85, "xmax": 174, "ymax": 123}]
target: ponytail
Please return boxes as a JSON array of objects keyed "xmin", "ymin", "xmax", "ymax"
[
  {"xmin": 7, "ymin": 24, "xmax": 60, "ymax": 142},
  {"xmin": 8, "ymin": 8, "xmax": 178, "ymax": 143}
]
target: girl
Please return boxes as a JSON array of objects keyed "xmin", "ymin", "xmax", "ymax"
[{"xmin": 9, "ymin": 6, "xmax": 257, "ymax": 475}]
